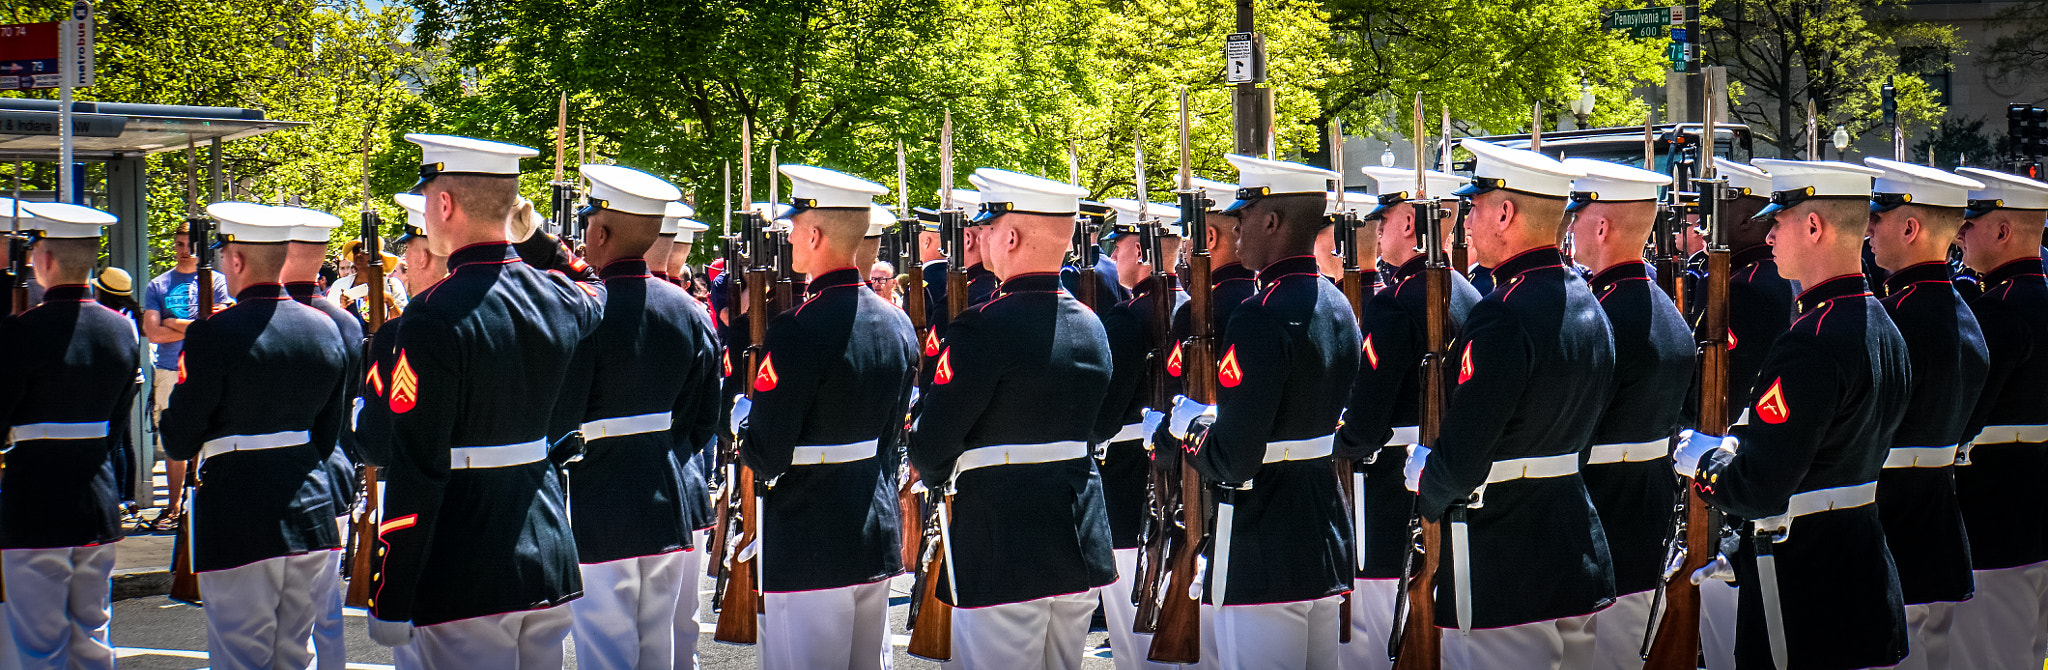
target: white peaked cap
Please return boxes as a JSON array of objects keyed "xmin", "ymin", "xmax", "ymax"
[
  {"xmin": 1358, "ymin": 167, "xmax": 1467, "ymax": 201},
  {"xmin": 970, "ymin": 168, "xmax": 1089, "ymax": 217},
  {"xmin": 1956, "ymin": 167, "xmax": 2048, "ymax": 215},
  {"xmin": 1191, "ymin": 177, "xmax": 1239, "ymax": 212},
  {"xmin": 939, "ymin": 189, "xmax": 982, "ymax": 210},
  {"xmin": 1750, "ymin": 159, "xmax": 1883, "ymax": 218},
  {"xmin": 1457, "ymin": 140, "xmax": 1583, "ymax": 198},
  {"xmin": 21, "ymin": 201, "xmax": 114, "ymax": 239},
  {"xmin": 782, "ymin": 165, "xmax": 887, "ymax": 210},
  {"xmin": 1564, "ymin": 158, "xmax": 1671, "ymax": 207},
  {"xmin": 1224, "ymin": 154, "xmax": 1339, "ymax": 211},
  {"xmin": 405, "ymin": 134, "xmax": 537, "ymax": 178},
  {"xmin": 276, "ymin": 206, "xmax": 344, "ymax": 243},
  {"xmin": 1105, "ymin": 198, "xmax": 1183, "ymax": 237},
  {"xmin": 1865, "ymin": 157, "xmax": 1984, "ymax": 209},
  {"xmin": 1716, "ymin": 159, "xmax": 1773, "ymax": 197},
  {"xmin": 208, "ymin": 202, "xmax": 295, "ymax": 244},
  {"xmin": 659, "ymin": 201, "xmax": 696, "ymax": 236},
  {"xmin": 868, "ymin": 206, "xmax": 894, "ymax": 237},
  {"xmin": 583, "ymin": 164, "xmax": 683, "ymax": 217},
  {"xmin": 394, "ymin": 193, "xmax": 426, "ymax": 230}
]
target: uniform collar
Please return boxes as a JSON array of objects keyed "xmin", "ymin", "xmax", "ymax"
[
  {"xmin": 236, "ymin": 283, "xmax": 289, "ymax": 301},
  {"xmin": 600, "ymin": 259, "xmax": 652, "ymax": 279},
  {"xmin": 1255, "ymin": 255, "xmax": 1321, "ymax": 284},
  {"xmin": 41, "ymin": 284, "xmax": 91, "ymax": 302},
  {"xmin": 807, "ymin": 267, "xmax": 865, "ymax": 295},
  {"xmin": 996, "ymin": 272, "xmax": 1064, "ymax": 294},
  {"xmin": 1392, "ymin": 254, "xmax": 1430, "ymax": 284},
  {"xmin": 1880, "ymin": 261, "xmax": 1951, "ymax": 296},
  {"xmin": 1983, "ymin": 257, "xmax": 2047, "ymax": 289},
  {"xmin": 1795, "ymin": 274, "xmax": 1872, "ymax": 313},
  {"xmin": 284, "ymin": 281, "xmax": 324, "ymax": 300},
  {"xmin": 1732, "ymin": 244, "xmax": 1775, "ymax": 271},
  {"xmin": 966, "ymin": 263, "xmax": 994, "ymax": 279},
  {"xmin": 448, "ymin": 242, "xmax": 520, "ymax": 269},
  {"xmin": 1213, "ymin": 262, "xmax": 1255, "ymax": 284},
  {"xmin": 1590, "ymin": 260, "xmax": 1653, "ymax": 290},
  {"xmin": 1132, "ymin": 273, "xmax": 1179, "ymax": 299},
  {"xmin": 1491, "ymin": 246, "xmax": 1567, "ymax": 282},
  {"xmin": 652, "ymin": 270, "xmax": 672, "ymax": 282}
]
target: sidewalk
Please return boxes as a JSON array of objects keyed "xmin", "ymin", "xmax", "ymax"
[{"xmin": 109, "ymin": 459, "xmax": 181, "ymax": 601}]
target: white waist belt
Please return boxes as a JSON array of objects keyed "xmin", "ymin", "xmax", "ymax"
[
  {"xmin": 1753, "ymin": 481, "xmax": 1878, "ymax": 539},
  {"xmin": 1883, "ymin": 445, "xmax": 1957, "ymax": 469},
  {"xmin": 1971, "ymin": 424, "xmax": 2048, "ymax": 446},
  {"xmin": 790, "ymin": 439, "xmax": 880, "ymax": 466},
  {"xmin": 8, "ymin": 421, "xmax": 110, "ymax": 443},
  {"xmin": 1386, "ymin": 426, "xmax": 1420, "ymax": 447},
  {"xmin": 1484, "ymin": 453, "xmax": 1580, "ymax": 484},
  {"xmin": 1108, "ymin": 422, "xmax": 1147, "ymax": 443},
  {"xmin": 450, "ymin": 439, "xmax": 549, "ymax": 470},
  {"xmin": 954, "ymin": 441, "xmax": 1089, "ymax": 476},
  {"xmin": 580, "ymin": 411, "xmax": 672, "ymax": 440},
  {"xmin": 1586, "ymin": 439, "xmax": 1667, "ymax": 465},
  {"xmin": 200, "ymin": 431, "xmax": 311, "ymax": 460},
  {"xmin": 1264, "ymin": 434, "xmax": 1335, "ymax": 463}
]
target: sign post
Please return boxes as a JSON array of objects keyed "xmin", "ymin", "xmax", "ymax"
[{"xmin": 58, "ymin": 1, "xmax": 93, "ymax": 204}]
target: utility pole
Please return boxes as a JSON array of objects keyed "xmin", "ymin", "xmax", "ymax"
[{"xmin": 1230, "ymin": 0, "xmax": 1270, "ymax": 158}]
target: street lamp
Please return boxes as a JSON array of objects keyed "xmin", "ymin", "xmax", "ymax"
[
  {"xmin": 1380, "ymin": 145, "xmax": 1397, "ymax": 168},
  {"xmin": 1831, "ymin": 126, "xmax": 1851, "ymax": 160},
  {"xmin": 1570, "ymin": 83, "xmax": 1597, "ymax": 129}
]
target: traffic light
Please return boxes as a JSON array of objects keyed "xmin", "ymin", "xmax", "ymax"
[
  {"xmin": 1881, "ymin": 79, "xmax": 1897, "ymax": 127},
  {"xmin": 2010, "ymin": 104, "xmax": 2048, "ymax": 159}
]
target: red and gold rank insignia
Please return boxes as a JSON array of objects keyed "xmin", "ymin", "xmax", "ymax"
[
  {"xmin": 366, "ymin": 362, "xmax": 384, "ymax": 397},
  {"xmin": 722, "ymin": 349, "xmax": 733, "ymax": 378},
  {"xmin": 1218, "ymin": 345, "xmax": 1243, "ymax": 388},
  {"xmin": 934, "ymin": 348, "xmax": 954, "ymax": 385},
  {"xmin": 1363, "ymin": 334, "xmax": 1379, "ymax": 370},
  {"xmin": 924, "ymin": 329, "xmax": 941, "ymax": 358},
  {"xmin": 389, "ymin": 351, "xmax": 418, "ymax": 414},
  {"xmin": 1166, "ymin": 342, "xmax": 1184, "ymax": 377},
  {"xmin": 753, "ymin": 353, "xmax": 780, "ymax": 392},
  {"xmin": 1728, "ymin": 328, "xmax": 1738, "ymax": 351},
  {"xmin": 1756, "ymin": 377, "xmax": 1790, "ymax": 424},
  {"xmin": 176, "ymin": 352, "xmax": 187, "ymax": 384},
  {"xmin": 1457, "ymin": 341, "xmax": 1474, "ymax": 384}
]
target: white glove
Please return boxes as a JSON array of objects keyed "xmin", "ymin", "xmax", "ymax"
[
  {"xmin": 730, "ymin": 395, "xmax": 752, "ymax": 438},
  {"xmin": 1403, "ymin": 444, "xmax": 1430, "ymax": 493},
  {"xmin": 1690, "ymin": 554, "xmax": 1736, "ymax": 585},
  {"xmin": 1672, "ymin": 430, "xmax": 1735, "ymax": 477},
  {"xmin": 1141, "ymin": 410, "xmax": 1166, "ymax": 448},
  {"xmin": 908, "ymin": 386, "xmax": 921, "ymax": 407},
  {"xmin": 368, "ymin": 617, "xmax": 415, "ymax": 647},
  {"xmin": 1169, "ymin": 395, "xmax": 1216, "ymax": 441}
]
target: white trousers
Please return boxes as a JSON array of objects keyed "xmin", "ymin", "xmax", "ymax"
[
  {"xmin": 405, "ymin": 604, "xmax": 573, "ymax": 670},
  {"xmin": 1895, "ymin": 601, "xmax": 1957, "ymax": 670},
  {"xmin": 573, "ymin": 551, "xmax": 687, "ymax": 670},
  {"xmin": 1440, "ymin": 612, "xmax": 1596, "ymax": 670},
  {"xmin": 672, "ymin": 529, "xmax": 707, "ymax": 670},
  {"xmin": 945, "ymin": 589, "xmax": 1100, "ymax": 670},
  {"xmin": 1699, "ymin": 578, "xmax": 1738, "ymax": 670},
  {"xmin": 199, "ymin": 551, "xmax": 337, "ymax": 670},
  {"xmin": 312, "ymin": 547, "xmax": 345, "ymax": 670},
  {"xmin": 1102, "ymin": 548, "xmax": 1178, "ymax": 670},
  {"xmin": 1949, "ymin": 560, "xmax": 2048, "ymax": 670},
  {"xmin": 761, "ymin": 579, "xmax": 894, "ymax": 670},
  {"xmin": 1213, "ymin": 595, "xmax": 1344, "ymax": 670},
  {"xmin": 1, "ymin": 545, "xmax": 117, "ymax": 670},
  {"xmin": 0, "ymin": 603, "xmax": 22, "ymax": 670},
  {"xmin": 1337, "ymin": 579, "xmax": 1399, "ymax": 670},
  {"xmin": 1588, "ymin": 589, "xmax": 1653, "ymax": 670}
]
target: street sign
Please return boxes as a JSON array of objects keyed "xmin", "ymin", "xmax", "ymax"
[
  {"xmin": 1225, "ymin": 32, "xmax": 1260, "ymax": 84},
  {"xmin": 1606, "ymin": 7, "xmax": 1668, "ymax": 39},
  {"xmin": 1670, "ymin": 5, "xmax": 1688, "ymax": 25},
  {"xmin": 68, "ymin": 2, "xmax": 93, "ymax": 87},
  {"xmin": 0, "ymin": 111, "xmax": 125, "ymax": 137},
  {"xmin": 0, "ymin": 22, "xmax": 62, "ymax": 90}
]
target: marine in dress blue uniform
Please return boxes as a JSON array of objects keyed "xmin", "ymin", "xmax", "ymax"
[
  {"xmin": 554, "ymin": 164, "xmax": 720, "ymax": 670},
  {"xmin": 364, "ymin": 134, "xmax": 602, "ymax": 670},
  {"xmin": 1087, "ymin": 198, "xmax": 1183, "ymax": 670},
  {"xmin": 909, "ymin": 168, "xmax": 1115, "ymax": 669},
  {"xmin": 161, "ymin": 201, "xmax": 351, "ymax": 670},
  {"xmin": 1060, "ymin": 201, "xmax": 1128, "ymax": 307},
  {"xmin": 1171, "ymin": 154, "xmax": 1359, "ymax": 669},
  {"xmin": 1945, "ymin": 167, "xmax": 2048, "ymax": 669},
  {"xmin": 1408, "ymin": 140, "xmax": 1615, "ymax": 669},
  {"xmin": 1675, "ymin": 159, "xmax": 1911, "ymax": 670},
  {"xmin": 1558, "ymin": 158, "xmax": 1692, "ymax": 670},
  {"xmin": 731, "ymin": 165, "xmax": 916, "ymax": 670},
  {"xmin": 0, "ymin": 202, "xmax": 134, "ymax": 670},
  {"xmin": 1861, "ymin": 158, "xmax": 1989, "ymax": 670},
  {"xmin": 1334, "ymin": 166, "xmax": 1475, "ymax": 670}
]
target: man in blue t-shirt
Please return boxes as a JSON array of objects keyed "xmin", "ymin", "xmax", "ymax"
[{"xmin": 139, "ymin": 226, "xmax": 229, "ymax": 530}]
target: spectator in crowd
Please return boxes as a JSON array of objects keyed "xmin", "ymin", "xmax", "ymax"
[{"xmin": 140, "ymin": 226, "xmax": 231, "ymax": 531}]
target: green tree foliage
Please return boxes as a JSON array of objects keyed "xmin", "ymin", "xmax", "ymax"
[
  {"xmin": 1981, "ymin": 0, "xmax": 2048, "ymax": 82},
  {"xmin": 1705, "ymin": 0, "xmax": 1958, "ymax": 157}
]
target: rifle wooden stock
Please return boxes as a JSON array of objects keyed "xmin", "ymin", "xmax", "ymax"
[
  {"xmin": 1389, "ymin": 260, "xmax": 1449, "ymax": 670},
  {"xmin": 169, "ymin": 216, "xmax": 214, "ymax": 607},
  {"xmin": 712, "ymin": 224, "xmax": 776, "ymax": 644},
  {"xmin": 906, "ymin": 495, "xmax": 953, "ymax": 661},
  {"xmin": 344, "ymin": 209, "xmax": 389, "ymax": 609},
  {"xmin": 1644, "ymin": 245, "xmax": 1730, "ymax": 668},
  {"xmin": 909, "ymin": 201, "xmax": 969, "ymax": 660},
  {"xmin": 898, "ymin": 224, "xmax": 928, "ymax": 572},
  {"xmin": 1148, "ymin": 197, "xmax": 1212, "ymax": 665}
]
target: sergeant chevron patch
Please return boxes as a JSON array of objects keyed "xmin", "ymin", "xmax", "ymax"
[{"xmin": 389, "ymin": 351, "xmax": 418, "ymax": 414}]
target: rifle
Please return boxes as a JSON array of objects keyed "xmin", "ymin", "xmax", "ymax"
[
  {"xmin": 345, "ymin": 120, "xmax": 391, "ymax": 609},
  {"xmin": 1130, "ymin": 129, "xmax": 1178, "ymax": 634},
  {"xmin": 894, "ymin": 140, "xmax": 926, "ymax": 574},
  {"xmin": 1147, "ymin": 91, "xmax": 1210, "ymax": 664},
  {"xmin": 907, "ymin": 111, "xmax": 960, "ymax": 662},
  {"xmin": 1072, "ymin": 140, "xmax": 1102, "ymax": 312},
  {"xmin": 1641, "ymin": 97, "xmax": 1731, "ymax": 670},
  {"xmin": 550, "ymin": 96, "xmax": 585, "ymax": 248},
  {"xmin": 169, "ymin": 140, "xmax": 214, "ymax": 606},
  {"xmin": 1440, "ymin": 106, "xmax": 1468, "ymax": 276},
  {"xmin": 711, "ymin": 122, "xmax": 768, "ymax": 646},
  {"xmin": 1388, "ymin": 94, "xmax": 1445, "ymax": 669},
  {"xmin": 1329, "ymin": 119, "xmax": 1364, "ymax": 645}
]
